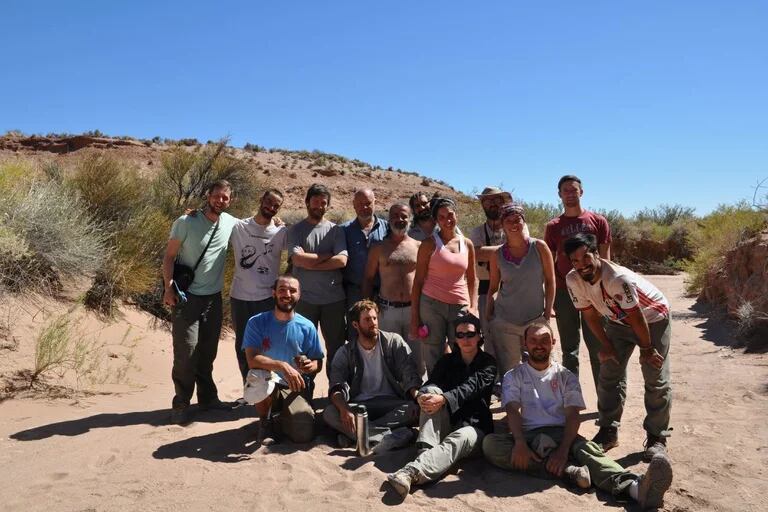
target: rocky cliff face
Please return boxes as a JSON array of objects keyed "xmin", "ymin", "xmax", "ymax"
[{"xmin": 701, "ymin": 230, "xmax": 768, "ymax": 344}]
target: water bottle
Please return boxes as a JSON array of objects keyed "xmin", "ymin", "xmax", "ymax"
[{"xmin": 354, "ymin": 405, "xmax": 370, "ymax": 456}]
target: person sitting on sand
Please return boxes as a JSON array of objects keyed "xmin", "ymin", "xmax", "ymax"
[
  {"xmin": 243, "ymin": 274, "xmax": 324, "ymax": 446},
  {"xmin": 324, "ymin": 299, "xmax": 421, "ymax": 451},
  {"xmin": 386, "ymin": 313, "xmax": 496, "ymax": 498},
  {"xmin": 482, "ymin": 323, "xmax": 673, "ymax": 510}
]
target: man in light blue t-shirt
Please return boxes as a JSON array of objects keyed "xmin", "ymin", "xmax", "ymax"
[
  {"xmin": 243, "ymin": 274, "xmax": 324, "ymax": 445},
  {"xmin": 162, "ymin": 180, "xmax": 239, "ymax": 425}
]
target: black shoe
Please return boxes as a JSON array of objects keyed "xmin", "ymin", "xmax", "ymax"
[
  {"xmin": 256, "ymin": 419, "xmax": 278, "ymax": 447},
  {"xmin": 170, "ymin": 406, "xmax": 191, "ymax": 425},
  {"xmin": 199, "ymin": 399, "xmax": 234, "ymax": 411},
  {"xmin": 592, "ymin": 426, "xmax": 619, "ymax": 451},
  {"xmin": 643, "ymin": 434, "xmax": 668, "ymax": 462}
]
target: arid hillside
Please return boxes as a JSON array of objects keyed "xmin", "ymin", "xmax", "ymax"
[{"xmin": 0, "ymin": 133, "xmax": 459, "ymax": 213}]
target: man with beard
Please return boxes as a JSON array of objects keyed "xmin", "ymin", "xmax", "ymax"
[
  {"xmin": 544, "ymin": 175, "xmax": 612, "ymax": 389},
  {"xmin": 407, "ymin": 192, "xmax": 436, "ymax": 242},
  {"xmin": 342, "ymin": 189, "xmax": 388, "ymax": 326},
  {"xmin": 287, "ymin": 183, "xmax": 348, "ymax": 371},
  {"xmin": 470, "ymin": 187, "xmax": 513, "ymax": 360},
  {"xmin": 482, "ymin": 323, "xmax": 673, "ymax": 510},
  {"xmin": 229, "ymin": 188, "xmax": 287, "ymax": 383},
  {"xmin": 324, "ymin": 299, "xmax": 421, "ymax": 449},
  {"xmin": 564, "ymin": 233, "xmax": 672, "ymax": 460},
  {"xmin": 162, "ymin": 180, "xmax": 240, "ymax": 425},
  {"xmin": 243, "ymin": 274, "xmax": 325, "ymax": 445},
  {"xmin": 362, "ymin": 203, "xmax": 423, "ymax": 374}
]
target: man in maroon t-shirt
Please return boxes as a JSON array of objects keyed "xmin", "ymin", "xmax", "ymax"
[{"xmin": 544, "ymin": 175, "xmax": 614, "ymax": 390}]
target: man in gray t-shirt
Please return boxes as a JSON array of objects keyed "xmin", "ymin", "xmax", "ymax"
[{"xmin": 287, "ymin": 183, "xmax": 348, "ymax": 369}]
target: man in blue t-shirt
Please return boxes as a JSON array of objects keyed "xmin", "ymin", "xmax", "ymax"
[{"xmin": 243, "ymin": 274, "xmax": 324, "ymax": 445}]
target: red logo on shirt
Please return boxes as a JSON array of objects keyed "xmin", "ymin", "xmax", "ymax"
[
  {"xmin": 551, "ymin": 379, "xmax": 559, "ymax": 392},
  {"xmin": 262, "ymin": 336, "xmax": 271, "ymax": 351}
]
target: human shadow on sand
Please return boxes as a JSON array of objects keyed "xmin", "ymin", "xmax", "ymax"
[
  {"xmin": 10, "ymin": 404, "xmax": 257, "ymax": 441},
  {"xmin": 152, "ymin": 420, "xmax": 315, "ymax": 462}
]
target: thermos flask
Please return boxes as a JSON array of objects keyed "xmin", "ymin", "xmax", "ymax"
[{"xmin": 354, "ymin": 405, "xmax": 370, "ymax": 456}]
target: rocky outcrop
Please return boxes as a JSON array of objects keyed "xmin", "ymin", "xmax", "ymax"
[
  {"xmin": 701, "ymin": 230, "xmax": 768, "ymax": 333},
  {"xmin": 0, "ymin": 135, "xmax": 146, "ymax": 154}
]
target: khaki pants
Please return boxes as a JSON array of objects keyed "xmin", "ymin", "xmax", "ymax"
[
  {"xmin": 270, "ymin": 387, "xmax": 316, "ymax": 443},
  {"xmin": 490, "ymin": 315, "xmax": 547, "ymax": 376},
  {"xmin": 379, "ymin": 303, "xmax": 425, "ymax": 380},
  {"xmin": 482, "ymin": 426, "xmax": 638, "ymax": 496},
  {"xmin": 405, "ymin": 385, "xmax": 484, "ymax": 483}
]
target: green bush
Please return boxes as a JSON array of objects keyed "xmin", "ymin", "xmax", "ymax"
[
  {"xmin": 67, "ymin": 153, "xmax": 145, "ymax": 224},
  {"xmin": 685, "ymin": 202, "xmax": 767, "ymax": 294}
]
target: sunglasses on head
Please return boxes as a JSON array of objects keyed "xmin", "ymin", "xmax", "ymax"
[{"xmin": 455, "ymin": 331, "xmax": 478, "ymax": 339}]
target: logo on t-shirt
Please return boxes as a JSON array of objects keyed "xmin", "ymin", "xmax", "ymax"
[
  {"xmin": 262, "ymin": 336, "xmax": 271, "ymax": 351},
  {"xmin": 550, "ymin": 379, "xmax": 559, "ymax": 392},
  {"xmin": 622, "ymin": 282, "xmax": 634, "ymax": 303}
]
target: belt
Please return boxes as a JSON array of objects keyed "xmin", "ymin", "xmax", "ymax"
[{"xmin": 376, "ymin": 296, "xmax": 411, "ymax": 308}]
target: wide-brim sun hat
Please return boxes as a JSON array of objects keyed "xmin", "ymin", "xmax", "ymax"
[
  {"xmin": 477, "ymin": 186, "xmax": 513, "ymax": 202},
  {"xmin": 243, "ymin": 368, "xmax": 279, "ymax": 404}
]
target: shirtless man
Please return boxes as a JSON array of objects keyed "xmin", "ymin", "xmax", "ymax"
[{"xmin": 362, "ymin": 202, "xmax": 423, "ymax": 375}]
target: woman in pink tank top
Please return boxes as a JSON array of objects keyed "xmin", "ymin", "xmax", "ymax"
[{"xmin": 410, "ymin": 197, "xmax": 477, "ymax": 376}]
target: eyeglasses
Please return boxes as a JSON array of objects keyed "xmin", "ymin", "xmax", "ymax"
[
  {"xmin": 455, "ymin": 331, "xmax": 478, "ymax": 339},
  {"xmin": 482, "ymin": 196, "xmax": 506, "ymax": 206}
]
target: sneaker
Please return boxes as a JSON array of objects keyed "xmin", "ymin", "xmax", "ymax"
[
  {"xmin": 564, "ymin": 464, "xmax": 591, "ymax": 489},
  {"xmin": 637, "ymin": 453, "xmax": 673, "ymax": 510},
  {"xmin": 337, "ymin": 433, "xmax": 354, "ymax": 449},
  {"xmin": 643, "ymin": 434, "xmax": 668, "ymax": 462},
  {"xmin": 592, "ymin": 426, "xmax": 619, "ymax": 451},
  {"xmin": 386, "ymin": 466, "xmax": 419, "ymax": 498},
  {"xmin": 373, "ymin": 427, "xmax": 415, "ymax": 454},
  {"xmin": 170, "ymin": 406, "xmax": 191, "ymax": 425},
  {"xmin": 256, "ymin": 419, "xmax": 278, "ymax": 447}
]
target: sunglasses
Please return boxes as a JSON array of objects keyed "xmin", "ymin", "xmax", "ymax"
[{"xmin": 455, "ymin": 331, "xmax": 478, "ymax": 339}]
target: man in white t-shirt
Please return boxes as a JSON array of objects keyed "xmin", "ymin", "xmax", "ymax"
[
  {"xmin": 230, "ymin": 188, "xmax": 288, "ymax": 382},
  {"xmin": 483, "ymin": 323, "xmax": 673, "ymax": 510},
  {"xmin": 323, "ymin": 300, "xmax": 422, "ymax": 450},
  {"xmin": 564, "ymin": 233, "xmax": 672, "ymax": 461}
]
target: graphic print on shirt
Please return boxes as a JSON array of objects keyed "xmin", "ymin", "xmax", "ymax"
[{"xmin": 239, "ymin": 238, "xmax": 276, "ymax": 274}]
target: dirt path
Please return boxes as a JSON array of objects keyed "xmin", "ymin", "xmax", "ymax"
[{"xmin": 1, "ymin": 274, "xmax": 766, "ymax": 511}]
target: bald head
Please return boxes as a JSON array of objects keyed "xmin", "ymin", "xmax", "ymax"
[{"xmin": 353, "ymin": 188, "xmax": 375, "ymax": 222}]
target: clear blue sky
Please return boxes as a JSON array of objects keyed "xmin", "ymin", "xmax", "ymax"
[{"xmin": 2, "ymin": 1, "xmax": 766, "ymax": 215}]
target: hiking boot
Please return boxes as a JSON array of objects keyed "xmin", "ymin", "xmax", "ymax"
[
  {"xmin": 637, "ymin": 453, "xmax": 673, "ymax": 510},
  {"xmin": 386, "ymin": 466, "xmax": 419, "ymax": 498},
  {"xmin": 564, "ymin": 464, "xmax": 591, "ymax": 489},
  {"xmin": 256, "ymin": 418, "xmax": 278, "ymax": 447},
  {"xmin": 592, "ymin": 426, "xmax": 619, "ymax": 451},
  {"xmin": 373, "ymin": 427, "xmax": 415, "ymax": 454},
  {"xmin": 643, "ymin": 434, "xmax": 668, "ymax": 462},
  {"xmin": 170, "ymin": 406, "xmax": 191, "ymax": 425}
]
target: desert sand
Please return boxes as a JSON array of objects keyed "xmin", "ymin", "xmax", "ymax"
[{"xmin": 1, "ymin": 274, "xmax": 767, "ymax": 511}]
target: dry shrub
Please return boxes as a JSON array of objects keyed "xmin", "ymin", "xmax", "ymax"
[
  {"xmin": 154, "ymin": 139, "xmax": 265, "ymax": 218},
  {"xmin": 685, "ymin": 203, "xmax": 767, "ymax": 294},
  {"xmin": 68, "ymin": 152, "xmax": 145, "ymax": 223},
  {"xmin": 0, "ymin": 180, "xmax": 108, "ymax": 294}
]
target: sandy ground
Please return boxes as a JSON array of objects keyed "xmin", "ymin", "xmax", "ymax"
[{"xmin": 1, "ymin": 274, "xmax": 767, "ymax": 512}]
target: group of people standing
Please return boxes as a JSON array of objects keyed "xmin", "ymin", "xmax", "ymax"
[{"xmin": 161, "ymin": 174, "xmax": 674, "ymax": 509}]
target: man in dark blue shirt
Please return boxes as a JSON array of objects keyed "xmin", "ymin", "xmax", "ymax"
[{"xmin": 341, "ymin": 189, "xmax": 388, "ymax": 324}]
